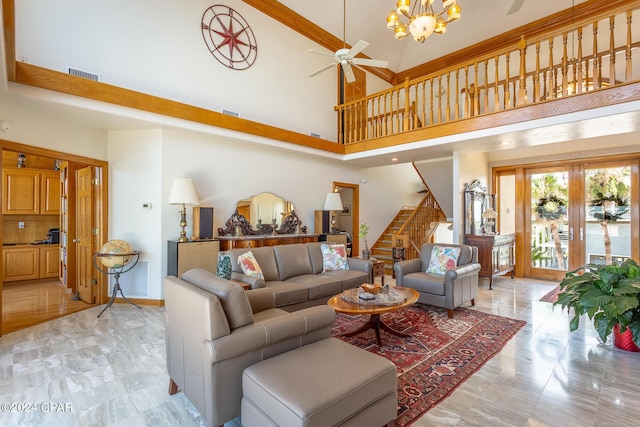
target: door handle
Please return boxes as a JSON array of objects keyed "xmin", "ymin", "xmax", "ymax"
[
  {"xmin": 580, "ymin": 227, "xmax": 584, "ymax": 241},
  {"xmin": 570, "ymin": 227, "xmax": 573, "ymax": 240},
  {"xmin": 72, "ymin": 239, "xmax": 80, "ymax": 243}
]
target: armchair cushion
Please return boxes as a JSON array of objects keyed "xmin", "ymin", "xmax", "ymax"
[
  {"xmin": 181, "ymin": 268, "xmax": 254, "ymax": 330},
  {"xmin": 426, "ymin": 245, "xmax": 461, "ymax": 274}
]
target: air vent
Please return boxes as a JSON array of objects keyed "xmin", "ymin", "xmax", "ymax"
[{"xmin": 66, "ymin": 66, "xmax": 101, "ymax": 81}]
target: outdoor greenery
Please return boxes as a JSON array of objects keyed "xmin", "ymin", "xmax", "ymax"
[
  {"xmin": 532, "ymin": 173, "xmax": 568, "ymax": 269},
  {"xmin": 554, "ymin": 259, "xmax": 640, "ymax": 347}
]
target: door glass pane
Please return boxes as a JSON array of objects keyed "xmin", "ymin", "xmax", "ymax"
[
  {"xmin": 584, "ymin": 166, "xmax": 631, "ymax": 265},
  {"xmin": 531, "ymin": 171, "xmax": 569, "ymax": 270}
]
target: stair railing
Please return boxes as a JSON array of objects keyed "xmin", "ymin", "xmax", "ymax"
[{"xmin": 394, "ymin": 191, "xmax": 446, "ymax": 260}]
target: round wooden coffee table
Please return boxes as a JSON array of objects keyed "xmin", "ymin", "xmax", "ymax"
[{"xmin": 328, "ymin": 287, "xmax": 419, "ymax": 347}]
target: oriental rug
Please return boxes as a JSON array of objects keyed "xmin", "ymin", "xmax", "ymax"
[
  {"xmin": 539, "ymin": 286, "xmax": 560, "ymax": 303},
  {"xmin": 331, "ymin": 303, "xmax": 525, "ymax": 426}
]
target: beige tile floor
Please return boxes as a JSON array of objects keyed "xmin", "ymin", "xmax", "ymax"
[{"xmin": 1, "ymin": 276, "xmax": 639, "ymax": 426}]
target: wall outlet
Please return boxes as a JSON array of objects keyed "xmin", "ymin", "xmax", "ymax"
[{"xmin": 18, "ymin": 221, "xmax": 25, "ymax": 229}]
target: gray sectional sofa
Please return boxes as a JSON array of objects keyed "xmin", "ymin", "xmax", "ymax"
[{"xmin": 222, "ymin": 242, "xmax": 373, "ymax": 311}]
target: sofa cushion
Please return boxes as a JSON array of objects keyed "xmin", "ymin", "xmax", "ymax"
[
  {"xmin": 402, "ymin": 272, "xmax": 446, "ymax": 296},
  {"xmin": 267, "ymin": 281, "xmax": 309, "ymax": 307},
  {"xmin": 320, "ymin": 244, "xmax": 349, "ymax": 272},
  {"xmin": 181, "ymin": 268, "xmax": 254, "ymax": 329},
  {"xmin": 285, "ymin": 274, "xmax": 342, "ymax": 299},
  {"xmin": 306, "ymin": 242, "xmax": 326, "ymax": 275},
  {"xmin": 273, "ymin": 244, "xmax": 313, "ymax": 281},
  {"xmin": 225, "ymin": 247, "xmax": 280, "ymax": 282},
  {"xmin": 238, "ymin": 251, "xmax": 264, "ymax": 279},
  {"xmin": 426, "ymin": 245, "xmax": 461, "ymax": 275},
  {"xmin": 322, "ymin": 270, "xmax": 370, "ymax": 291}
]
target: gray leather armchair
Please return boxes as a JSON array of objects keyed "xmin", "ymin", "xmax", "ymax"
[
  {"xmin": 164, "ymin": 268, "xmax": 335, "ymax": 427},
  {"xmin": 393, "ymin": 243, "xmax": 481, "ymax": 318}
]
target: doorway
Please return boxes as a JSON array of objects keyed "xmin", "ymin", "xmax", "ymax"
[
  {"xmin": 495, "ymin": 156, "xmax": 639, "ymax": 282},
  {"xmin": 0, "ymin": 143, "xmax": 108, "ymax": 336},
  {"xmin": 333, "ymin": 181, "xmax": 359, "ymax": 256}
]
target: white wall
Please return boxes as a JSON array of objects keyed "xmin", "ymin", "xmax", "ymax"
[
  {"xmin": 14, "ymin": 0, "xmax": 392, "ymax": 142},
  {"xmin": 453, "ymin": 151, "xmax": 489, "ymax": 243}
]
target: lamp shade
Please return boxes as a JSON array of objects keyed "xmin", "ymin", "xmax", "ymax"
[
  {"xmin": 169, "ymin": 178, "xmax": 200, "ymax": 205},
  {"xmin": 323, "ymin": 193, "xmax": 343, "ymax": 211},
  {"xmin": 482, "ymin": 208, "xmax": 498, "ymax": 219}
]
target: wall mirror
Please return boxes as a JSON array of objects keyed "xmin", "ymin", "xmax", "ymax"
[
  {"xmin": 464, "ymin": 180, "xmax": 490, "ymax": 235},
  {"xmin": 218, "ymin": 192, "xmax": 306, "ymax": 236}
]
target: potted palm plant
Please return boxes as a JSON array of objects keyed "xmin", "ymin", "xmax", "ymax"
[{"xmin": 553, "ymin": 259, "xmax": 640, "ymax": 351}]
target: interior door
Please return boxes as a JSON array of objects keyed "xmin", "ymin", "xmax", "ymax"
[{"xmin": 76, "ymin": 167, "xmax": 95, "ymax": 304}]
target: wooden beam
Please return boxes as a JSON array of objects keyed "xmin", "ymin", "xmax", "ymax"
[
  {"xmin": 241, "ymin": 0, "xmax": 396, "ymax": 84},
  {"xmin": 2, "ymin": 0, "xmax": 16, "ymax": 81},
  {"xmin": 14, "ymin": 63, "xmax": 345, "ymax": 155}
]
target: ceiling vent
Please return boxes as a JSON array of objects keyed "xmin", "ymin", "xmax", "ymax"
[{"xmin": 66, "ymin": 66, "xmax": 101, "ymax": 82}]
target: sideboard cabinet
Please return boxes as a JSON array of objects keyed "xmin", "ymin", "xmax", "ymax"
[
  {"xmin": 464, "ymin": 233, "xmax": 515, "ymax": 289},
  {"xmin": 167, "ymin": 240, "xmax": 219, "ymax": 278},
  {"xmin": 217, "ymin": 234, "xmax": 319, "ymax": 251}
]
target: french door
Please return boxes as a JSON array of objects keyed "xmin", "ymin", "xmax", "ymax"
[{"xmin": 520, "ymin": 159, "xmax": 638, "ymax": 282}]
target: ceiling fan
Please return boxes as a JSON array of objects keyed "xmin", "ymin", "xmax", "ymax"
[{"xmin": 307, "ymin": 0, "xmax": 388, "ymax": 83}]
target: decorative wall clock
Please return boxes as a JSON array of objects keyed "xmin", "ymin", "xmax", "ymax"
[{"xmin": 201, "ymin": 5, "xmax": 258, "ymax": 70}]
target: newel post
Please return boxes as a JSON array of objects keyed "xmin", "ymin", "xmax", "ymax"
[{"xmin": 517, "ymin": 36, "xmax": 528, "ymax": 106}]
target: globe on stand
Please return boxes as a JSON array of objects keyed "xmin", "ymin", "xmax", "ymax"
[{"xmin": 93, "ymin": 239, "xmax": 141, "ymax": 318}]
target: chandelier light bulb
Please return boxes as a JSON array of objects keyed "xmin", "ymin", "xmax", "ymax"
[{"xmin": 410, "ymin": 15, "xmax": 436, "ymax": 42}]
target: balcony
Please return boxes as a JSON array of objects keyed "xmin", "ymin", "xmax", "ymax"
[{"xmin": 338, "ymin": 3, "xmax": 640, "ymax": 154}]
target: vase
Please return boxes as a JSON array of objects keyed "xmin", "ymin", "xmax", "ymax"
[
  {"xmin": 613, "ymin": 324, "xmax": 640, "ymax": 352},
  {"xmin": 217, "ymin": 254, "xmax": 232, "ymax": 280}
]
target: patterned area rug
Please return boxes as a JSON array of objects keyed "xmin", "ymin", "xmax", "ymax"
[
  {"xmin": 331, "ymin": 303, "xmax": 525, "ymax": 426},
  {"xmin": 539, "ymin": 286, "xmax": 560, "ymax": 303}
]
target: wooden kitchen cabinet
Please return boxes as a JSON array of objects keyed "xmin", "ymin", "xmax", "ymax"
[
  {"xmin": 464, "ymin": 233, "xmax": 516, "ymax": 290},
  {"xmin": 40, "ymin": 245, "xmax": 60, "ymax": 278},
  {"xmin": 3, "ymin": 246, "xmax": 40, "ymax": 281},
  {"xmin": 2, "ymin": 168, "xmax": 60, "ymax": 215}
]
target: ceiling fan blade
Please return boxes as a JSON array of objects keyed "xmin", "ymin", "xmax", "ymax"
[
  {"xmin": 507, "ymin": 0, "xmax": 526, "ymax": 15},
  {"xmin": 346, "ymin": 40, "xmax": 369, "ymax": 58},
  {"xmin": 351, "ymin": 58, "xmax": 389, "ymax": 69},
  {"xmin": 307, "ymin": 48, "xmax": 337, "ymax": 58},
  {"xmin": 309, "ymin": 63, "xmax": 337, "ymax": 78},
  {"xmin": 341, "ymin": 61, "xmax": 355, "ymax": 83}
]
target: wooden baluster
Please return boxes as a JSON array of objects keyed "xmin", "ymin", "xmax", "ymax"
[
  {"xmin": 534, "ymin": 41, "xmax": 541, "ymax": 102},
  {"xmin": 593, "ymin": 21, "xmax": 600, "ymax": 88},
  {"xmin": 542, "ymin": 70, "xmax": 548, "ymax": 100},
  {"xmin": 455, "ymin": 69, "xmax": 460, "ymax": 120},
  {"xmin": 483, "ymin": 60, "xmax": 489, "ymax": 113},
  {"xmin": 561, "ymin": 32, "xmax": 568, "ymax": 97},
  {"xmin": 626, "ymin": 11, "xmax": 632, "ymax": 82},
  {"xmin": 547, "ymin": 37, "xmax": 554, "ymax": 99},
  {"xmin": 577, "ymin": 27, "xmax": 583, "ymax": 94},
  {"xmin": 609, "ymin": 16, "xmax": 616, "ymax": 86},
  {"xmin": 403, "ymin": 77, "xmax": 410, "ymax": 131},
  {"xmin": 337, "ymin": 105, "xmax": 344, "ymax": 144},
  {"xmin": 445, "ymin": 73, "xmax": 451, "ymax": 122},
  {"xmin": 494, "ymin": 56, "xmax": 500, "ymax": 111},
  {"xmin": 517, "ymin": 36, "xmax": 528, "ymax": 106},
  {"xmin": 376, "ymin": 94, "xmax": 381, "ymax": 137},
  {"xmin": 429, "ymin": 78, "xmax": 434, "ymax": 125},
  {"xmin": 473, "ymin": 63, "xmax": 480, "ymax": 115},
  {"xmin": 421, "ymin": 80, "xmax": 426, "ymax": 127},
  {"xmin": 504, "ymin": 51, "xmax": 511, "ymax": 109},
  {"xmin": 437, "ymin": 75, "xmax": 443, "ymax": 124}
]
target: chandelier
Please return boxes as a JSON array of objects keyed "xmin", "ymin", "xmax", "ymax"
[{"xmin": 386, "ymin": 0, "xmax": 462, "ymax": 43}]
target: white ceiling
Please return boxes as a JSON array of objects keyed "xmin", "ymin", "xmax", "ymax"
[{"xmin": 277, "ymin": 0, "xmax": 586, "ymax": 72}]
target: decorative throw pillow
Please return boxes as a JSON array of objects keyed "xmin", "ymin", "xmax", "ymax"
[
  {"xmin": 237, "ymin": 251, "xmax": 264, "ymax": 279},
  {"xmin": 321, "ymin": 244, "xmax": 350, "ymax": 272},
  {"xmin": 426, "ymin": 245, "xmax": 461, "ymax": 275}
]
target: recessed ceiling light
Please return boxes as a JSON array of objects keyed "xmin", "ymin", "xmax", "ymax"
[{"xmin": 391, "ymin": 155, "xmax": 398, "ymax": 162}]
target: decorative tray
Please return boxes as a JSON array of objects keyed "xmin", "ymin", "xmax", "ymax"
[{"xmin": 341, "ymin": 286, "xmax": 407, "ymax": 306}]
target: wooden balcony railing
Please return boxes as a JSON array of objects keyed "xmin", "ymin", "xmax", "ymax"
[{"xmin": 336, "ymin": 4, "xmax": 640, "ymax": 145}]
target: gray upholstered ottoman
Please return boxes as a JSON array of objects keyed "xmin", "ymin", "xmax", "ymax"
[{"xmin": 241, "ymin": 337, "xmax": 397, "ymax": 427}]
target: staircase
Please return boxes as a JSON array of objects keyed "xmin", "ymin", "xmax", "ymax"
[
  {"xmin": 370, "ymin": 208, "xmax": 413, "ymax": 275},
  {"xmin": 370, "ymin": 190, "xmax": 447, "ymax": 276}
]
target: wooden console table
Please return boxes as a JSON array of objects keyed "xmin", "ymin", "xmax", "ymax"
[
  {"xmin": 464, "ymin": 233, "xmax": 515, "ymax": 290},
  {"xmin": 218, "ymin": 234, "xmax": 319, "ymax": 251}
]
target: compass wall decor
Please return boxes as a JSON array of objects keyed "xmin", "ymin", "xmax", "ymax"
[{"xmin": 201, "ymin": 5, "xmax": 258, "ymax": 70}]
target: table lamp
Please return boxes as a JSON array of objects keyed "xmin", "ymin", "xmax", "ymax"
[
  {"xmin": 323, "ymin": 192, "xmax": 343, "ymax": 233},
  {"xmin": 482, "ymin": 208, "xmax": 498, "ymax": 235},
  {"xmin": 169, "ymin": 178, "xmax": 200, "ymax": 242}
]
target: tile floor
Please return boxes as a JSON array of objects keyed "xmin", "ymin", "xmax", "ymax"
[{"xmin": 1, "ymin": 276, "xmax": 639, "ymax": 426}]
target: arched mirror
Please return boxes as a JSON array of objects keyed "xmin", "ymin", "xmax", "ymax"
[{"xmin": 236, "ymin": 192, "xmax": 293, "ymax": 228}]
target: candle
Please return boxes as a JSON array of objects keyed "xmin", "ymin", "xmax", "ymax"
[
  {"xmin": 258, "ymin": 204, "xmax": 261, "ymax": 221},
  {"xmin": 272, "ymin": 203, "xmax": 275, "ymax": 220}
]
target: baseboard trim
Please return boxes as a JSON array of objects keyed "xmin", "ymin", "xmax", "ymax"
[{"xmin": 114, "ymin": 297, "xmax": 165, "ymax": 307}]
